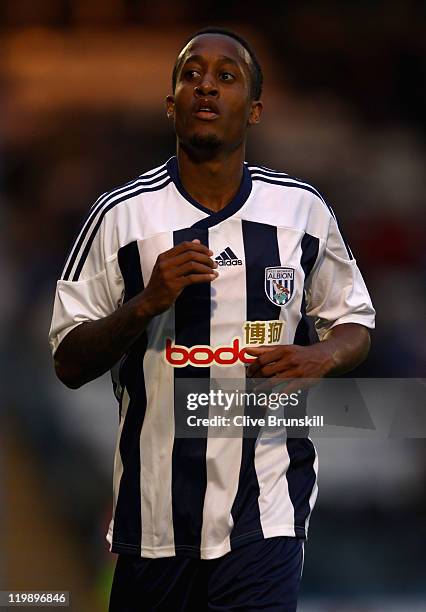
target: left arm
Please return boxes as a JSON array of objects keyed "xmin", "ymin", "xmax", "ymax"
[
  {"xmin": 248, "ymin": 200, "xmax": 375, "ymax": 382},
  {"xmin": 246, "ymin": 322, "xmax": 371, "ymax": 380}
]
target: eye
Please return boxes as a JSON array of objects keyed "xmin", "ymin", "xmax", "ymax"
[
  {"xmin": 184, "ymin": 69, "xmax": 201, "ymax": 80},
  {"xmin": 220, "ymin": 72, "xmax": 235, "ymax": 82}
]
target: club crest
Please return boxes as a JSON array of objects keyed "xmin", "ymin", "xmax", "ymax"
[{"xmin": 264, "ymin": 267, "xmax": 295, "ymax": 306}]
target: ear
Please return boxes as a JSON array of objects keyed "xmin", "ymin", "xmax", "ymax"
[
  {"xmin": 166, "ymin": 95, "xmax": 175, "ymax": 119},
  {"xmin": 248, "ymin": 100, "xmax": 263, "ymax": 126}
]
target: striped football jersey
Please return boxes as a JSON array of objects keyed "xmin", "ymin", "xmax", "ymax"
[{"xmin": 49, "ymin": 156, "xmax": 375, "ymax": 559}]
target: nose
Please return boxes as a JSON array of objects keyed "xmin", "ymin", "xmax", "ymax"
[{"xmin": 194, "ymin": 77, "xmax": 218, "ymax": 98}]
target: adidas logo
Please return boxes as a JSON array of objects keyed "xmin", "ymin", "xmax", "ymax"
[{"xmin": 215, "ymin": 247, "xmax": 243, "ymax": 266}]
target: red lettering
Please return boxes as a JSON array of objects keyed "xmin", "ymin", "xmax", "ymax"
[
  {"xmin": 215, "ymin": 339, "xmax": 239, "ymax": 364},
  {"xmin": 189, "ymin": 347, "xmax": 214, "ymax": 365},
  {"xmin": 239, "ymin": 348, "xmax": 257, "ymax": 364},
  {"xmin": 165, "ymin": 338, "xmax": 188, "ymax": 365},
  {"xmin": 165, "ymin": 338, "xmax": 258, "ymax": 367}
]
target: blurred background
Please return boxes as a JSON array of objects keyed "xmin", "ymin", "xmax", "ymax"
[{"xmin": 0, "ymin": 1, "xmax": 425, "ymax": 610}]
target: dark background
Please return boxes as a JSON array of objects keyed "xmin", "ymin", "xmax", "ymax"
[{"xmin": 0, "ymin": 1, "xmax": 425, "ymax": 610}]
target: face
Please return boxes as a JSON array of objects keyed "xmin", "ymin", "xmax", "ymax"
[{"xmin": 166, "ymin": 34, "xmax": 262, "ymax": 155}]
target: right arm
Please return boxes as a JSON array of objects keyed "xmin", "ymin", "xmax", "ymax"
[{"xmin": 54, "ymin": 240, "xmax": 218, "ymax": 389}]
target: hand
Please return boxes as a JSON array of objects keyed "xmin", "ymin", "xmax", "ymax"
[
  {"xmin": 139, "ymin": 240, "xmax": 218, "ymax": 317},
  {"xmin": 245, "ymin": 343, "xmax": 335, "ymax": 392}
]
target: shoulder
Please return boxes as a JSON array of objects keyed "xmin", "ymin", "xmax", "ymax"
[
  {"xmin": 85, "ymin": 160, "xmax": 172, "ymax": 244},
  {"xmin": 91, "ymin": 160, "xmax": 171, "ymax": 219},
  {"xmin": 245, "ymin": 162, "xmax": 337, "ymax": 240},
  {"xmin": 247, "ymin": 162, "xmax": 335, "ymax": 218},
  {"xmin": 61, "ymin": 161, "xmax": 171, "ymax": 282}
]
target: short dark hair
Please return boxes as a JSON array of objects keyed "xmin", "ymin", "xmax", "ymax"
[{"xmin": 172, "ymin": 27, "xmax": 263, "ymax": 100}]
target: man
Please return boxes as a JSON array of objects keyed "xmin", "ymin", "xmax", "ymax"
[{"xmin": 49, "ymin": 27, "xmax": 375, "ymax": 611}]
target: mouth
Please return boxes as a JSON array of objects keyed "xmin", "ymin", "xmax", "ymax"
[{"xmin": 192, "ymin": 99, "xmax": 220, "ymax": 121}]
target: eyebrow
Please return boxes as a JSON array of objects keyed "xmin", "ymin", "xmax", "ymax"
[{"xmin": 182, "ymin": 54, "xmax": 242, "ymax": 69}]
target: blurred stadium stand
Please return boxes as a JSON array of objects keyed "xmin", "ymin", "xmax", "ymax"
[{"xmin": 0, "ymin": 2, "xmax": 425, "ymax": 611}]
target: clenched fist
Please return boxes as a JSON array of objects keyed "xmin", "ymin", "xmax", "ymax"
[{"xmin": 139, "ymin": 239, "xmax": 218, "ymax": 317}]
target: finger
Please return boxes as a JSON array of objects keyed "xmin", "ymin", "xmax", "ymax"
[
  {"xmin": 244, "ymin": 346, "xmax": 277, "ymax": 356},
  {"xmin": 246, "ymin": 346, "xmax": 288, "ymax": 377},
  {"xmin": 169, "ymin": 250, "xmax": 218, "ymax": 270},
  {"xmin": 181, "ymin": 273, "xmax": 218, "ymax": 286},
  {"xmin": 158, "ymin": 241, "xmax": 213, "ymax": 261},
  {"xmin": 172, "ymin": 240, "xmax": 213, "ymax": 257},
  {"xmin": 175, "ymin": 261, "xmax": 219, "ymax": 277},
  {"xmin": 257, "ymin": 359, "xmax": 295, "ymax": 378},
  {"xmin": 246, "ymin": 360, "xmax": 260, "ymax": 378},
  {"xmin": 248, "ymin": 359, "xmax": 293, "ymax": 380},
  {"xmin": 247, "ymin": 358, "xmax": 265, "ymax": 378},
  {"xmin": 245, "ymin": 346, "xmax": 279, "ymax": 377},
  {"xmin": 246, "ymin": 345, "xmax": 287, "ymax": 362}
]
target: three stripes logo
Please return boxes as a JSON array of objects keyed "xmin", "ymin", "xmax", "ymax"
[{"xmin": 215, "ymin": 247, "xmax": 243, "ymax": 266}]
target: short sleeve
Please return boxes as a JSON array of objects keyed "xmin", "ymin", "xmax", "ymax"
[
  {"xmin": 48, "ymin": 208, "xmax": 124, "ymax": 355},
  {"xmin": 305, "ymin": 214, "xmax": 375, "ymax": 341}
]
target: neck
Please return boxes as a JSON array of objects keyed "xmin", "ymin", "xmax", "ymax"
[{"xmin": 176, "ymin": 143, "xmax": 246, "ymax": 212}]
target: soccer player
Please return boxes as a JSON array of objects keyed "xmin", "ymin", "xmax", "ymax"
[{"xmin": 49, "ymin": 27, "xmax": 375, "ymax": 611}]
